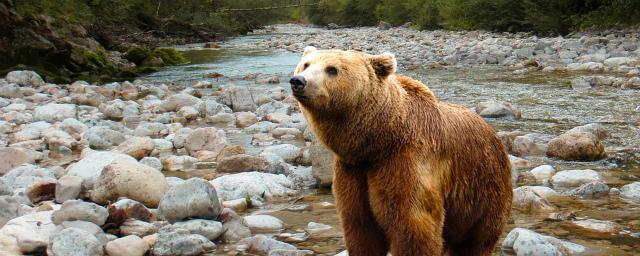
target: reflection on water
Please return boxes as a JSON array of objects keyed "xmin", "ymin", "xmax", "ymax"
[{"xmin": 145, "ymin": 36, "xmax": 640, "ymax": 255}]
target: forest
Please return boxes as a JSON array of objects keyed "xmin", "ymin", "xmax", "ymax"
[{"xmin": 2, "ymin": 0, "xmax": 639, "ymax": 82}]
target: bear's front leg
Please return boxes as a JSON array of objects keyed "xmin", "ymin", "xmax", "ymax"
[
  {"xmin": 333, "ymin": 161, "xmax": 389, "ymax": 256},
  {"xmin": 367, "ymin": 162, "xmax": 445, "ymax": 256}
]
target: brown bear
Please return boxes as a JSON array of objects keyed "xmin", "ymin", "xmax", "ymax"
[{"xmin": 290, "ymin": 46, "xmax": 513, "ymax": 256}]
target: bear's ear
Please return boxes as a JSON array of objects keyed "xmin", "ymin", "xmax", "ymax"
[
  {"xmin": 303, "ymin": 46, "xmax": 318, "ymax": 56},
  {"xmin": 368, "ymin": 52, "xmax": 397, "ymax": 77}
]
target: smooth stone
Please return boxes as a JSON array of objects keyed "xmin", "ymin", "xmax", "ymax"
[
  {"xmin": 171, "ymin": 219, "xmax": 224, "ymax": 241},
  {"xmin": 0, "ymin": 211, "xmax": 56, "ymax": 254},
  {"xmin": 244, "ymin": 215, "xmax": 285, "ymax": 233},
  {"xmin": 152, "ymin": 225, "xmax": 216, "ymax": 256},
  {"xmin": 48, "ymin": 227, "xmax": 103, "ymax": 256},
  {"xmin": 210, "ymin": 172, "xmax": 294, "ymax": 201},
  {"xmin": 52, "ymin": 200, "xmax": 108, "ymax": 226},
  {"xmin": 551, "ymin": 169, "xmax": 601, "ymax": 190},
  {"xmin": 65, "ymin": 150, "xmax": 136, "ymax": 189},
  {"xmin": 55, "ymin": 175, "xmax": 82, "ymax": 203},
  {"xmin": 105, "ymin": 235, "xmax": 150, "ymax": 256},
  {"xmin": 91, "ymin": 160, "xmax": 169, "ymax": 208},
  {"xmin": 158, "ymin": 178, "xmax": 222, "ymax": 223}
]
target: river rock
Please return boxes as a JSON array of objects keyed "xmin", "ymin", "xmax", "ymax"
[
  {"xmin": 178, "ymin": 106, "xmax": 199, "ymax": 120},
  {"xmin": 134, "ymin": 122, "xmax": 169, "ymax": 138},
  {"xmin": 262, "ymin": 144, "xmax": 301, "ymax": 163},
  {"xmin": 52, "ymin": 200, "xmax": 109, "ymax": 226},
  {"xmin": 567, "ymin": 181, "xmax": 609, "ymax": 198},
  {"xmin": 91, "ymin": 160, "xmax": 169, "ymax": 207},
  {"xmin": 551, "ymin": 169, "xmax": 601, "ymax": 190},
  {"xmin": 25, "ymin": 180, "xmax": 56, "ymax": 204},
  {"xmin": 1, "ymin": 164, "xmax": 55, "ymax": 191},
  {"xmin": 217, "ymin": 154, "xmax": 270, "ymax": 173},
  {"xmin": 161, "ymin": 93, "xmax": 201, "ymax": 112},
  {"xmin": 501, "ymin": 228, "xmax": 585, "ymax": 256},
  {"xmin": 162, "ymin": 155, "xmax": 198, "ymax": 172},
  {"xmin": 244, "ymin": 215, "xmax": 285, "ymax": 233},
  {"xmin": 116, "ymin": 136, "xmax": 155, "ymax": 159},
  {"xmin": 0, "ymin": 147, "xmax": 40, "ymax": 175},
  {"xmin": 82, "ymin": 126, "xmax": 126, "ymax": 149},
  {"xmin": 59, "ymin": 118, "xmax": 88, "ymax": 138},
  {"xmin": 529, "ymin": 165, "xmax": 555, "ymax": 185},
  {"xmin": 512, "ymin": 133, "xmax": 552, "ymax": 156},
  {"xmin": 236, "ymin": 112, "xmax": 259, "ymax": 128},
  {"xmin": 256, "ymin": 101, "xmax": 290, "ymax": 119},
  {"xmin": 567, "ymin": 123, "xmax": 608, "ymax": 140},
  {"xmin": 105, "ymin": 235, "xmax": 149, "ymax": 256},
  {"xmin": 5, "ymin": 71, "xmax": 45, "ymax": 87},
  {"xmin": 0, "ymin": 196, "xmax": 19, "ymax": 227},
  {"xmin": 0, "ymin": 211, "xmax": 56, "ymax": 254},
  {"xmin": 34, "ymin": 103, "xmax": 77, "ymax": 122},
  {"xmin": 170, "ymin": 128, "xmax": 193, "ymax": 149},
  {"xmin": 107, "ymin": 198, "xmax": 153, "ymax": 224},
  {"xmin": 171, "ymin": 219, "xmax": 224, "ymax": 240},
  {"xmin": 158, "ymin": 178, "xmax": 222, "ymax": 223},
  {"xmin": 65, "ymin": 150, "xmax": 137, "ymax": 189},
  {"xmin": 99, "ymin": 99, "xmax": 140, "ymax": 120},
  {"xmin": 211, "ymin": 172, "xmax": 295, "ymax": 201},
  {"xmin": 140, "ymin": 156, "xmax": 163, "ymax": 171},
  {"xmin": 310, "ymin": 142, "xmax": 334, "ymax": 187},
  {"xmin": 152, "ymin": 138, "xmax": 173, "ymax": 157},
  {"xmin": 475, "ymin": 100, "xmax": 521, "ymax": 119},
  {"xmin": 12, "ymin": 121, "xmax": 51, "ymax": 142},
  {"xmin": 546, "ymin": 131, "xmax": 605, "ymax": 161},
  {"xmin": 220, "ymin": 208, "xmax": 252, "ymax": 242},
  {"xmin": 48, "ymin": 227, "xmax": 103, "ymax": 256},
  {"xmin": 571, "ymin": 219, "xmax": 624, "ymax": 236},
  {"xmin": 202, "ymin": 99, "xmax": 232, "ymax": 116},
  {"xmin": 120, "ymin": 219, "xmax": 165, "ymax": 237},
  {"xmin": 620, "ymin": 182, "xmax": 640, "ymax": 203},
  {"xmin": 240, "ymin": 234, "xmax": 296, "ymax": 254},
  {"xmin": 220, "ymin": 86, "xmax": 258, "ymax": 112},
  {"xmin": 0, "ymin": 180, "xmax": 10, "ymax": 196},
  {"xmin": 42, "ymin": 129, "xmax": 77, "ymax": 149},
  {"xmin": 604, "ymin": 57, "xmax": 638, "ymax": 67},
  {"xmin": 152, "ymin": 225, "xmax": 216, "ymax": 256},
  {"xmin": 512, "ymin": 186, "xmax": 556, "ymax": 213},
  {"xmin": 184, "ymin": 127, "xmax": 227, "ymax": 156}
]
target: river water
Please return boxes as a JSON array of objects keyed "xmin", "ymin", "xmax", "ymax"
[{"xmin": 141, "ymin": 31, "xmax": 640, "ymax": 255}]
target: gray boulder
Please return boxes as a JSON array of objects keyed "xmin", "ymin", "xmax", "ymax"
[
  {"xmin": 158, "ymin": 178, "xmax": 222, "ymax": 223},
  {"xmin": 152, "ymin": 225, "xmax": 216, "ymax": 256},
  {"xmin": 48, "ymin": 228, "xmax": 103, "ymax": 256},
  {"xmin": 52, "ymin": 200, "xmax": 109, "ymax": 226}
]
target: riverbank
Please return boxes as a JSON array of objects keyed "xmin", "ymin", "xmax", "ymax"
[
  {"xmin": 247, "ymin": 24, "xmax": 640, "ymax": 89},
  {"xmin": 0, "ymin": 24, "xmax": 639, "ymax": 255}
]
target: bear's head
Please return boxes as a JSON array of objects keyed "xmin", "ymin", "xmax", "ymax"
[{"xmin": 289, "ymin": 46, "xmax": 397, "ymax": 114}]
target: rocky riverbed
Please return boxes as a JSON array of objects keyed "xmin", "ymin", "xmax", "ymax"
[{"xmin": 0, "ymin": 24, "xmax": 639, "ymax": 256}]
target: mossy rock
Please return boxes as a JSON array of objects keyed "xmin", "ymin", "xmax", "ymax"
[
  {"xmin": 124, "ymin": 47, "xmax": 187, "ymax": 66},
  {"xmin": 153, "ymin": 48, "xmax": 188, "ymax": 65},
  {"xmin": 124, "ymin": 47, "xmax": 153, "ymax": 65}
]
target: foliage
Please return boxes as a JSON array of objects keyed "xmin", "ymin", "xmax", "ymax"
[{"xmin": 302, "ymin": 0, "xmax": 640, "ymax": 35}]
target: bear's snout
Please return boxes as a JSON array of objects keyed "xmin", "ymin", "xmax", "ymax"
[{"xmin": 290, "ymin": 75, "xmax": 307, "ymax": 93}]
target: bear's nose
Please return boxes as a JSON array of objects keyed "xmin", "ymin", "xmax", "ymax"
[{"xmin": 289, "ymin": 75, "xmax": 307, "ymax": 93}]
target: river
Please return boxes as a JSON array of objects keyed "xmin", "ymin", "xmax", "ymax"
[{"xmin": 141, "ymin": 28, "xmax": 640, "ymax": 255}]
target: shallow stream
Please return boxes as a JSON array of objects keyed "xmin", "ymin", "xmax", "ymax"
[{"xmin": 141, "ymin": 31, "xmax": 640, "ymax": 255}]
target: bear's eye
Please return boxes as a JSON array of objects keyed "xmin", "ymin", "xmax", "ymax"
[
  {"xmin": 325, "ymin": 66, "xmax": 338, "ymax": 76},
  {"xmin": 303, "ymin": 63, "xmax": 310, "ymax": 70}
]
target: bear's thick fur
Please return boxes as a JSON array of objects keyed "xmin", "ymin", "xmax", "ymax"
[{"xmin": 291, "ymin": 47, "xmax": 512, "ymax": 256}]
